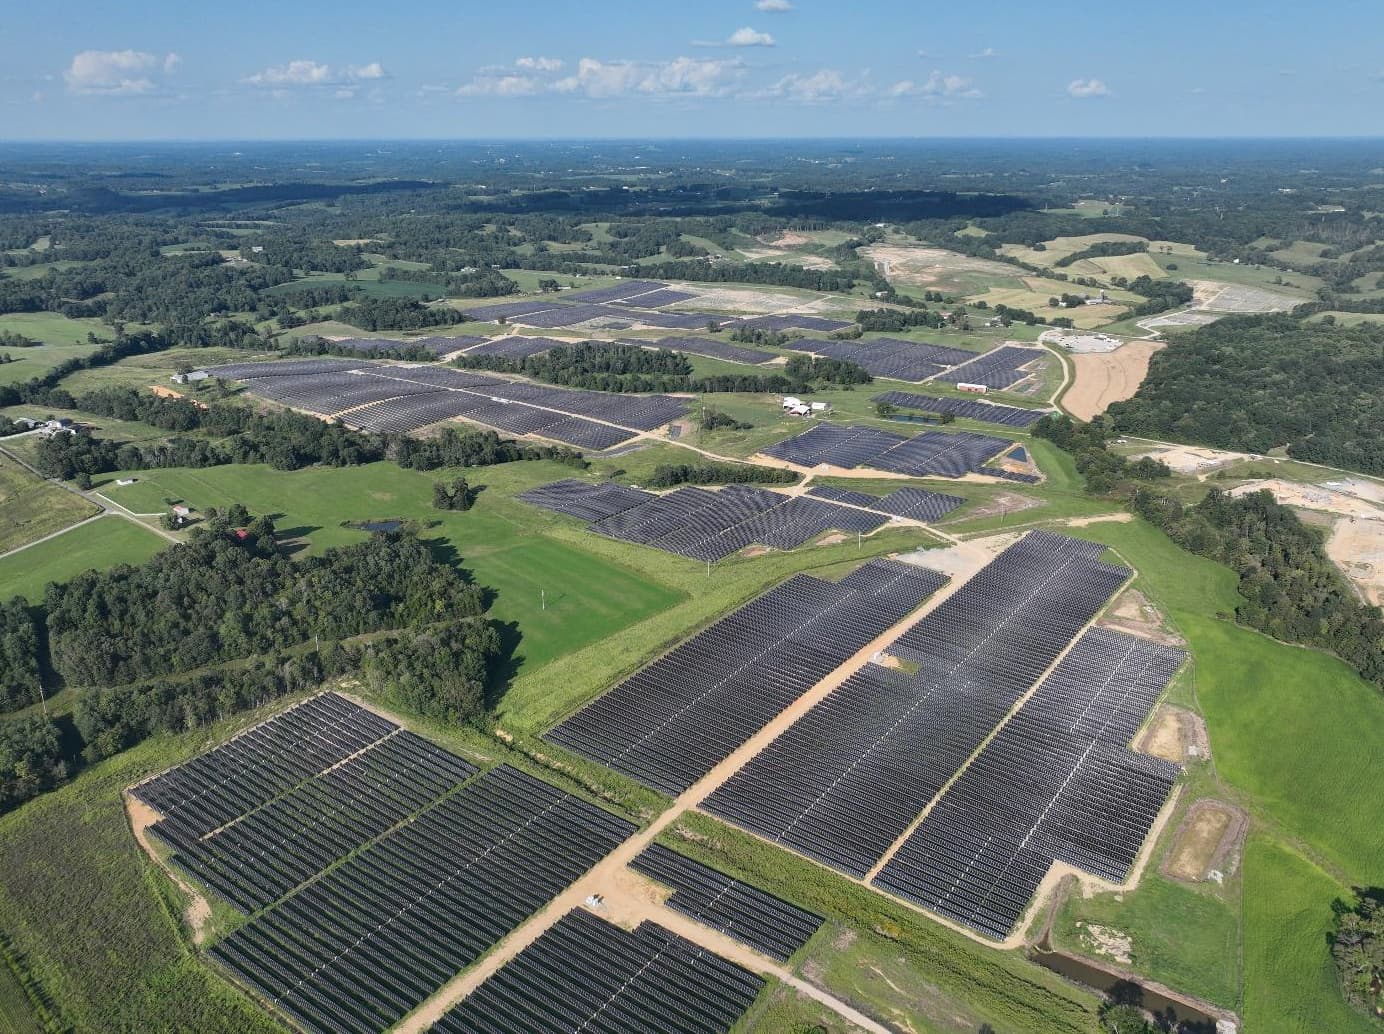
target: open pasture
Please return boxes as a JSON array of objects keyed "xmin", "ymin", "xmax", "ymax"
[
  {"xmin": 0, "ymin": 454, "xmax": 99, "ymax": 554},
  {"xmin": 0, "ymin": 515, "xmax": 168, "ymax": 602}
]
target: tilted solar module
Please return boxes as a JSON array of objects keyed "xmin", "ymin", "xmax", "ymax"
[
  {"xmin": 873, "ymin": 627, "xmax": 1184, "ymax": 938},
  {"xmin": 545, "ymin": 560, "xmax": 947, "ymax": 795},
  {"xmin": 872, "ymin": 390, "xmax": 1048, "ymax": 428},
  {"xmin": 211, "ymin": 765, "xmax": 634, "ymax": 1034},
  {"xmin": 431, "ymin": 910, "xmax": 764, "ymax": 1034},
  {"xmin": 630, "ymin": 843, "xmax": 824, "ymax": 962}
]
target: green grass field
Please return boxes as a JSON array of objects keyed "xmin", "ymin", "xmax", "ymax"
[
  {"xmin": 0, "ymin": 312, "xmax": 112, "ymax": 386},
  {"xmin": 0, "ymin": 516, "xmax": 168, "ymax": 601},
  {"xmin": 0, "ymin": 453, "xmax": 99, "ymax": 553},
  {"xmin": 1242, "ymin": 836, "xmax": 1376, "ymax": 1034}
]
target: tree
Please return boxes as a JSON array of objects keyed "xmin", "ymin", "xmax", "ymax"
[
  {"xmin": 1332, "ymin": 889, "xmax": 1384, "ymax": 1018},
  {"xmin": 875, "ymin": 401, "xmax": 898, "ymax": 418},
  {"xmin": 432, "ymin": 477, "xmax": 476, "ymax": 511},
  {"xmin": 1098, "ymin": 1002, "xmax": 1152, "ymax": 1034},
  {"xmin": 537, "ymin": 278, "xmax": 560, "ymax": 293}
]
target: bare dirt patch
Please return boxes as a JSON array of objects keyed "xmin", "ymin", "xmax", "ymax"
[
  {"xmin": 1126, "ymin": 443, "xmax": 1246, "ymax": 477},
  {"xmin": 125, "ymin": 795, "xmax": 213, "ymax": 945},
  {"xmin": 1137, "ymin": 706, "xmax": 1191, "ymax": 763},
  {"xmin": 950, "ymin": 490, "xmax": 1043, "ymax": 523},
  {"xmin": 1327, "ymin": 517, "xmax": 1384, "ymax": 606},
  {"xmin": 1101, "ymin": 586, "xmax": 1184, "ymax": 646},
  {"xmin": 1071, "ymin": 922, "xmax": 1134, "ymax": 965},
  {"xmin": 1162, "ymin": 800, "xmax": 1247, "ymax": 883},
  {"xmin": 1064, "ymin": 341, "xmax": 1164, "ymax": 421},
  {"xmin": 863, "ymin": 244, "xmax": 1018, "ymax": 288}
]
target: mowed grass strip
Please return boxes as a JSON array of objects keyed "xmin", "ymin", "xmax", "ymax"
[
  {"xmin": 0, "ymin": 453, "xmax": 99, "ymax": 554},
  {"xmin": 0, "ymin": 516, "xmax": 168, "ymax": 602}
]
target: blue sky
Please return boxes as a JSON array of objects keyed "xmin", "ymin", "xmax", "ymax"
[{"xmin": 4, "ymin": 0, "xmax": 1382, "ymax": 140}]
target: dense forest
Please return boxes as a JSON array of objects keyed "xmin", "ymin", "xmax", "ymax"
[
  {"xmin": 0, "ymin": 524, "xmax": 504, "ymax": 811},
  {"xmin": 456, "ymin": 342, "xmax": 870, "ymax": 394},
  {"xmin": 1109, "ymin": 315, "xmax": 1384, "ymax": 475},
  {"xmin": 1131, "ymin": 487, "xmax": 1384, "ymax": 690}
]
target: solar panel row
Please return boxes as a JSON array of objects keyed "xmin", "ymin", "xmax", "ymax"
[
  {"xmin": 874, "ymin": 627, "xmax": 1184, "ymax": 938},
  {"xmin": 563, "ymin": 280, "xmax": 669, "ymax": 304},
  {"xmin": 545, "ymin": 560, "xmax": 948, "ymax": 795},
  {"xmin": 152, "ymin": 731, "xmax": 477, "ymax": 912},
  {"xmin": 211, "ymin": 765, "xmax": 635, "ymax": 1034},
  {"xmin": 630, "ymin": 843, "xmax": 824, "ymax": 962},
  {"xmin": 431, "ymin": 910, "xmax": 764, "ymax": 1034},
  {"xmin": 763, "ymin": 422, "xmax": 1011, "ymax": 478},
  {"xmin": 703, "ymin": 531, "xmax": 1133, "ymax": 879},
  {"xmin": 630, "ymin": 336, "xmax": 776, "ymax": 365},
  {"xmin": 790, "ymin": 337, "xmax": 978, "ymax": 383},
  {"xmin": 803, "ymin": 484, "xmax": 965, "ymax": 522},
  {"xmin": 209, "ymin": 360, "xmax": 687, "ymax": 445},
  {"xmin": 732, "ymin": 314, "xmax": 853, "ymax": 333},
  {"xmin": 520, "ymin": 481, "xmax": 895, "ymax": 562},
  {"xmin": 327, "ymin": 336, "xmax": 488, "ymax": 357},
  {"xmin": 131, "ymin": 693, "xmax": 396, "ymax": 838},
  {"xmin": 872, "ymin": 390, "xmax": 1048, "ymax": 428},
  {"xmin": 935, "ymin": 345, "xmax": 1046, "ymax": 390}
]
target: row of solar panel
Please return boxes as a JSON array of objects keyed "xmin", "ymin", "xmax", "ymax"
[
  {"xmin": 702, "ymin": 532, "xmax": 1138, "ymax": 891},
  {"xmin": 788, "ymin": 336, "xmax": 978, "ymax": 383},
  {"xmin": 872, "ymin": 390, "xmax": 1048, "ymax": 428},
  {"xmin": 936, "ymin": 345, "xmax": 1046, "ymax": 389},
  {"xmin": 762, "ymin": 422, "xmax": 1012, "ymax": 478},
  {"xmin": 875, "ymin": 627, "xmax": 1184, "ymax": 937},
  {"xmin": 212, "ymin": 764, "xmax": 635, "ymax": 1034},
  {"xmin": 545, "ymin": 560, "xmax": 948, "ymax": 795}
]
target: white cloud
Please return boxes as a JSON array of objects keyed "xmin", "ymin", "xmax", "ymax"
[
  {"xmin": 970, "ymin": 47, "xmax": 999, "ymax": 59},
  {"xmin": 64, "ymin": 49, "xmax": 179, "ymax": 96},
  {"xmin": 725, "ymin": 26, "xmax": 775, "ymax": 47},
  {"xmin": 765, "ymin": 68, "xmax": 868, "ymax": 103},
  {"xmin": 243, "ymin": 60, "xmax": 388, "ymax": 88},
  {"xmin": 1067, "ymin": 77, "xmax": 1111, "ymax": 98},
  {"xmin": 756, "ymin": 0, "xmax": 792, "ymax": 10},
  {"xmin": 554, "ymin": 57, "xmax": 744, "ymax": 98},
  {"xmin": 892, "ymin": 70, "xmax": 982, "ymax": 100},
  {"xmin": 515, "ymin": 56, "xmax": 563, "ymax": 72},
  {"xmin": 457, "ymin": 73, "xmax": 543, "ymax": 97}
]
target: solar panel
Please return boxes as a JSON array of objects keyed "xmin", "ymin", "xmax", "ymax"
[
  {"xmin": 762, "ymin": 423, "xmax": 1010, "ymax": 478},
  {"xmin": 431, "ymin": 910, "xmax": 764, "ymax": 1034},
  {"xmin": 546, "ymin": 560, "xmax": 947, "ymax": 795},
  {"xmin": 873, "ymin": 390, "xmax": 1048, "ymax": 428},
  {"xmin": 935, "ymin": 346, "xmax": 1047, "ymax": 390}
]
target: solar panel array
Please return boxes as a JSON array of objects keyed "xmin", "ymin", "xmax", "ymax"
[
  {"xmin": 431, "ymin": 910, "xmax": 764, "ymax": 1034},
  {"xmin": 616, "ymin": 287, "xmax": 698, "ymax": 307},
  {"xmin": 872, "ymin": 390, "xmax": 1047, "ymax": 428},
  {"xmin": 212, "ymin": 764, "xmax": 635, "ymax": 1034},
  {"xmin": 458, "ymin": 336, "xmax": 572, "ymax": 359},
  {"xmin": 564, "ymin": 280, "xmax": 669, "ymax": 303},
  {"xmin": 520, "ymin": 481, "xmax": 894, "ymax": 562},
  {"xmin": 874, "ymin": 627, "xmax": 1183, "ymax": 938},
  {"xmin": 327, "ymin": 336, "xmax": 488, "ymax": 358},
  {"xmin": 212, "ymin": 360, "xmax": 687, "ymax": 444},
  {"xmin": 461, "ymin": 299, "xmax": 567, "ymax": 321},
  {"xmin": 936, "ymin": 345, "xmax": 1046, "ymax": 389},
  {"xmin": 805, "ymin": 484, "xmax": 964, "ymax": 522},
  {"xmin": 204, "ymin": 357, "xmax": 375, "ymax": 379},
  {"xmin": 151, "ymin": 731, "xmax": 476, "ymax": 912},
  {"xmin": 762, "ymin": 423, "xmax": 1011, "ymax": 478},
  {"xmin": 703, "ymin": 531, "xmax": 1132, "ymax": 879},
  {"xmin": 630, "ymin": 844, "xmax": 824, "ymax": 962},
  {"xmin": 790, "ymin": 337, "xmax": 978, "ymax": 382},
  {"xmin": 732, "ymin": 314, "xmax": 853, "ymax": 333},
  {"xmin": 632, "ymin": 336, "xmax": 776, "ymax": 365},
  {"xmin": 132, "ymin": 693, "xmax": 396, "ymax": 838},
  {"xmin": 978, "ymin": 466, "xmax": 1043, "ymax": 484},
  {"xmin": 546, "ymin": 560, "xmax": 947, "ymax": 795}
]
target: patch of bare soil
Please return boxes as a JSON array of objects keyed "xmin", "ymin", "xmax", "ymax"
[
  {"xmin": 1161, "ymin": 800, "xmax": 1247, "ymax": 883},
  {"xmin": 955, "ymin": 491, "xmax": 1043, "ymax": 522},
  {"xmin": 1328, "ymin": 516, "xmax": 1384, "ymax": 607},
  {"xmin": 1100, "ymin": 586, "xmax": 1184, "ymax": 646},
  {"xmin": 1064, "ymin": 342, "xmax": 1164, "ymax": 421},
  {"xmin": 817, "ymin": 532, "xmax": 848, "ymax": 546},
  {"xmin": 1137, "ymin": 706, "xmax": 1190, "ymax": 763},
  {"xmin": 1073, "ymin": 922, "xmax": 1134, "ymax": 965},
  {"xmin": 125, "ymin": 795, "xmax": 213, "ymax": 945},
  {"xmin": 764, "ymin": 231, "xmax": 813, "ymax": 247}
]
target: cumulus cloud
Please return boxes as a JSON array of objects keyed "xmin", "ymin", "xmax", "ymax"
[
  {"xmin": 515, "ymin": 56, "xmax": 563, "ymax": 72},
  {"xmin": 457, "ymin": 73, "xmax": 543, "ymax": 97},
  {"xmin": 242, "ymin": 60, "xmax": 389, "ymax": 89},
  {"xmin": 1067, "ymin": 77, "xmax": 1111, "ymax": 97},
  {"xmin": 970, "ymin": 47, "xmax": 999, "ymax": 59},
  {"xmin": 756, "ymin": 0, "xmax": 792, "ymax": 9},
  {"xmin": 725, "ymin": 27, "xmax": 775, "ymax": 47},
  {"xmin": 765, "ymin": 68, "xmax": 869, "ymax": 103},
  {"xmin": 64, "ymin": 49, "xmax": 180, "ymax": 96},
  {"xmin": 892, "ymin": 69, "xmax": 982, "ymax": 100},
  {"xmin": 555, "ymin": 56, "xmax": 745, "ymax": 98}
]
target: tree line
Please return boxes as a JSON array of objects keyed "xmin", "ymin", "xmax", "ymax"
[{"xmin": 644, "ymin": 463, "xmax": 799, "ymax": 489}]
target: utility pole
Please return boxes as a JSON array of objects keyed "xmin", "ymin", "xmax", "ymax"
[
  {"xmin": 37, "ymin": 682, "xmax": 47, "ymax": 718},
  {"xmin": 541, "ymin": 589, "xmax": 546, "ymax": 611}
]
